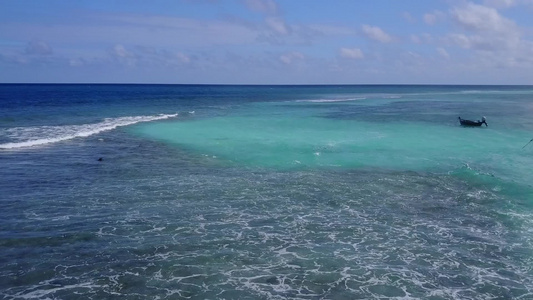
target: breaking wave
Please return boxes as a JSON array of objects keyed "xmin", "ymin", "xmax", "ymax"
[
  {"xmin": 294, "ymin": 97, "xmax": 367, "ymax": 103},
  {"xmin": 0, "ymin": 113, "xmax": 178, "ymax": 149}
]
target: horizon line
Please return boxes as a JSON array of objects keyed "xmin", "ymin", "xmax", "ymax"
[{"xmin": 1, "ymin": 83, "xmax": 532, "ymax": 87}]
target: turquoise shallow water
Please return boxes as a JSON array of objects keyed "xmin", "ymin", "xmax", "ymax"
[
  {"xmin": 1, "ymin": 84, "xmax": 533, "ymax": 299},
  {"xmin": 133, "ymin": 90, "xmax": 533, "ymax": 187}
]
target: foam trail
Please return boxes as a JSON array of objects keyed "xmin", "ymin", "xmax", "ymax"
[
  {"xmin": 295, "ymin": 97, "xmax": 366, "ymax": 103},
  {"xmin": 0, "ymin": 113, "xmax": 178, "ymax": 149}
]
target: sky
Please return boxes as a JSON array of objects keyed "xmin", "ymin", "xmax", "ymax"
[{"xmin": 1, "ymin": 0, "xmax": 533, "ymax": 84}]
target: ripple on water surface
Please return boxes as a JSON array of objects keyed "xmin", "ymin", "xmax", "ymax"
[{"xmin": 2, "ymin": 162, "xmax": 532, "ymax": 299}]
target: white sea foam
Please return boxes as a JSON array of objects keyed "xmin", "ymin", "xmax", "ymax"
[
  {"xmin": 14, "ymin": 281, "xmax": 100, "ymax": 299},
  {"xmin": 459, "ymin": 89, "xmax": 533, "ymax": 95},
  {"xmin": 0, "ymin": 113, "xmax": 178, "ymax": 149},
  {"xmin": 295, "ymin": 97, "xmax": 366, "ymax": 103}
]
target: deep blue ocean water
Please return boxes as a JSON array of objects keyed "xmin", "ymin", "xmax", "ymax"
[{"xmin": 1, "ymin": 84, "xmax": 533, "ymax": 299}]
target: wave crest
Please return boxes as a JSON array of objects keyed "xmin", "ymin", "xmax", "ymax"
[
  {"xmin": 0, "ymin": 113, "xmax": 178, "ymax": 149},
  {"xmin": 295, "ymin": 97, "xmax": 366, "ymax": 103}
]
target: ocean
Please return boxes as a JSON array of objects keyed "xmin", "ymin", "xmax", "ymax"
[{"xmin": 1, "ymin": 84, "xmax": 532, "ymax": 299}]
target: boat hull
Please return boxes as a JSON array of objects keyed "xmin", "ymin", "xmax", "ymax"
[{"xmin": 458, "ymin": 117, "xmax": 487, "ymax": 127}]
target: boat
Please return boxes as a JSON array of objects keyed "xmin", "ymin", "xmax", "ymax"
[{"xmin": 458, "ymin": 116, "xmax": 487, "ymax": 127}]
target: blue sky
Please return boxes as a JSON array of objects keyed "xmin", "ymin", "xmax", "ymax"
[{"xmin": 1, "ymin": 0, "xmax": 533, "ymax": 84}]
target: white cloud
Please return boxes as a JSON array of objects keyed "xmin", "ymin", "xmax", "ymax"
[
  {"xmin": 112, "ymin": 44, "xmax": 136, "ymax": 66},
  {"xmin": 0, "ymin": 52, "xmax": 29, "ymax": 64},
  {"xmin": 437, "ymin": 47, "xmax": 450, "ymax": 59},
  {"xmin": 448, "ymin": 3, "xmax": 521, "ymax": 51},
  {"xmin": 25, "ymin": 40, "xmax": 53, "ymax": 55},
  {"xmin": 402, "ymin": 12, "xmax": 416, "ymax": 23},
  {"xmin": 245, "ymin": 0, "xmax": 293, "ymax": 39},
  {"xmin": 424, "ymin": 13, "xmax": 438, "ymax": 25},
  {"xmin": 266, "ymin": 17, "xmax": 290, "ymax": 35},
  {"xmin": 69, "ymin": 58, "xmax": 84, "ymax": 67},
  {"xmin": 306, "ymin": 24, "xmax": 357, "ymax": 37},
  {"xmin": 2, "ymin": 1, "xmax": 532, "ymax": 84},
  {"xmin": 410, "ymin": 34, "xmax": 434, "ymax": 45},
  {"xmin": 109, "ymin": 45, "xmax": 193, "ymax": 68},
  {"xmin": 447, "ymin": 34, "xmax": 472, "ymax": 49},
  {"xmin": 0, "ymin": 14, "xmax": 260, "ymax": 49},
  {"xmin": 361, "ymin": 25, "xmax": 392, "ymax": 43},
  {"xmin": 451, "ymin": 3, "xmax": 517, "ymax": 33},
  {"xmin": 113, "ymin": 44, "xmax": 130, "ymax": 58},
  {"xmin": 175, "ymin": 52, "xmax": 191, "ymax": 64},
  {"xmin": 444, "ymin": 2, "xmax": 533, "ymax": 71},
  {"xmin": 280, "ymin": 51, "xmax": 304, "ymax": 64},
  {"xmin": 423, "ymin": 10, "xmax": 446, "ymax": 26},
  {"xmin": 446, "ymin": 32, "xmax": 517, "ymax": 51},
  {"xmin": 483, "ymin": 0, "xmax": 516, "ymax": 8},
  {"xmin": 244, "ymin": 0, "xmax": 279, "ymax": 15},
  {"xmin": 340, "ymin": 47, "xmax": 364, "ymax": 59}
]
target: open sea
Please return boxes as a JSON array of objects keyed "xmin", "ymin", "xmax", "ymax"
[{"xmin": 1, "ymin": 84, "xmax": 533, "ymax": 299}]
